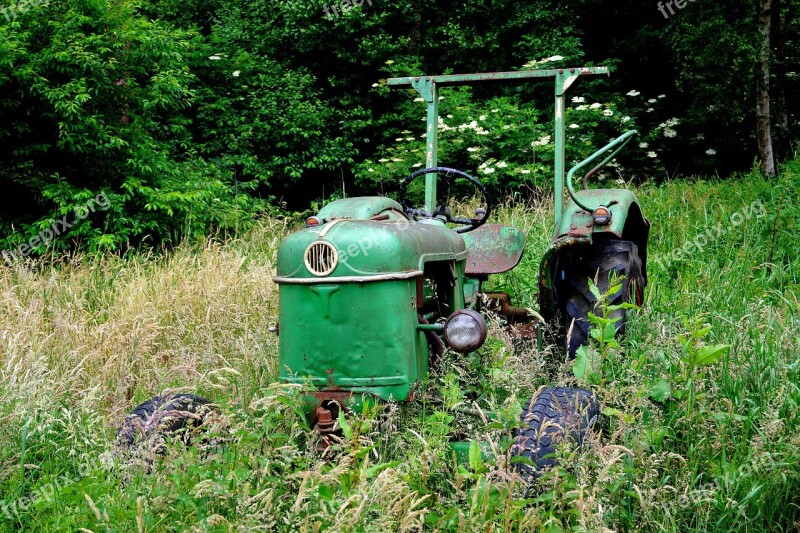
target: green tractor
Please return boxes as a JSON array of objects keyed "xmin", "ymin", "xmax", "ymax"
[
  {"xmin": 122, "ymin": 68, "xmax": 649, "ymax": 475},
  {"xmin": 271, "ymin": 67, "xmax": 649, "ymax": 471}
]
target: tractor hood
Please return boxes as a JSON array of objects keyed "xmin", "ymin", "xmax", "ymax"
[{"xmin": 274, "ymin": 219, "xmax": 468, "ymax": 282}]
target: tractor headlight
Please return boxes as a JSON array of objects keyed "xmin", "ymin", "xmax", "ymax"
[
  {"xmin": 444, "ymin": 310, "xmax": 487, "ymax": 353},
  {"xmin": 592, "ymin": 205, "xmax": 612, "ymax": 225}
]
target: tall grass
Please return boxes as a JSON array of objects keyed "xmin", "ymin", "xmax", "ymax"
[{"xmin": 0, "ymin": 161, "xmax": 797, "ymax": 531}]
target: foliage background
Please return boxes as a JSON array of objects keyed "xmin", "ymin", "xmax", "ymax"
[{"xmin": 0, "ymin": 0, "xmax": 798, "ymax": 251}]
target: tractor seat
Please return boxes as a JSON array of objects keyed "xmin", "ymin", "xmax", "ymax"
[{"xmin": 461, "ymin": 224, "xmax": 526, "ymax": 275}]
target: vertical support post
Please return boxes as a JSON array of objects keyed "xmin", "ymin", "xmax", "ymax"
[
  {"xmin": 553, "ymin": 73, "xmax": 567, "ymax": 232},
  {"xmin": 425, "ymin": 86, "xmax": 440, "ymax": 214},
  {"xmin": 411, "ymin": 77, "xmax": 439, "ymax": 214},
  {"xmin": 553, "ymin": 69, "xmax": 580, "ymax": 235}
]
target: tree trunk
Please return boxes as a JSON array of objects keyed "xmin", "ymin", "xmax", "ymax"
[
  {"xmin": 757, "ymin": 0, "xmax": 776, "ymax": 177},
  {"xmin": 772, "ymin": 0, "xmax": 789, "ymax": 160}
]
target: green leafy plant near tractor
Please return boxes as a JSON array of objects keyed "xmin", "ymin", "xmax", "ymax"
[{"xmin": 122, "ymin": 67, "xmax": 650, "ymax": 479}]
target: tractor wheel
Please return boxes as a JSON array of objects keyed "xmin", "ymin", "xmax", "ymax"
[
  {"xmin": 118, "ymin": 393, "xmax": 213, "ymax": 454},
  {"xmin": 564, "ymin": 240, "xmax": 644, "ymax": 358},
  {"xmin": 511, "ymin": 387, "xmax": 599, "ymax": 478}
]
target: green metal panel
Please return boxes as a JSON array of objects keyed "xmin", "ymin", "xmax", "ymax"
[
  {"xmin": 274, "ymin": 219, "xmax": 470, "ymax": 403},
  {"xmin": 316, "ymin": 196, "xmax": 406, "ymax": 221},
  {"xmin": 275, "ymin": 220, "xmax": 467, "ymax": 280},
  {"xmin": 278, "ymin": 280, "xmax": 427, "ymax": 402},
  {"xmin": 551, "ymin": 189, "xmax": 642, "ymax": 241}
]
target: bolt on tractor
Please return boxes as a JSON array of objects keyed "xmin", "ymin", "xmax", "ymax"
[{"xmin": 123, "ymin": 67, "xmax": 650, "ymax": 476}]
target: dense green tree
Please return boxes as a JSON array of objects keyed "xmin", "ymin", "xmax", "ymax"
[
  {"xmin": 0, "ymin": 0, "xmax": 260, "ymax": 255},
  {"xmin": 0, "ymin": 0, "xmax": 797, "ymax": 254}
]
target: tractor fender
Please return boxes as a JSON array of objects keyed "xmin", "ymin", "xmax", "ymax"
[
  {"xmin": 539, "ymin": 189, "xmax": 650, "ymax": 323},
  {"xmin": 553, "ymin": 189, "xmax": 646, "ymax": 241}
]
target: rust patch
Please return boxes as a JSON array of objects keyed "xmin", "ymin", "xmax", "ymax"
[
  {"xmin": 312, "ymin": 405, "xmax": 338, "ymax": 451},
  {"xmin": 482, "ymin": 292, "xmax": 531, "ymax": 324},
  {"xmin": 312, "ymin": 388, "xmax": 352, "ymax": 407}
]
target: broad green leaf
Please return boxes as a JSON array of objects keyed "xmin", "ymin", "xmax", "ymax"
[
  {"xmin": 317, "ymin": 485, "xmax": 335, "ymax": 500},
  {"xmin": 694, "ymin": 344, "xmax": 730, "ymax": 366},
  {"xmin": 364, "ymin": 461, "xmax": 401, "ymax": 479},
  {"xmin": 573, "ymin": 345, "xmax": 591, "ymax": 379},
  {"xmin": 601, "ymin": 406, "xmax": 634, "ymax": 424},
  {"xmin": 338, "ymin": 410, "xmax": 352, "ymax": 440},
  {"xmin": 588, "ymin": 278, "xmax": 602, "ymax": 300},
  {"xmin": 602, "ymin": 322, "xmax": 617, "ymax": 343},
  {"xmin": 693, "ymin": 325, "xmax": 713, "ymax": 339},
  {"xmin": 648, "ymin": 380, "xmax": 672, "ymax": 403},
  {"xmin": 573, "ymin": 346, "xmax": 600, "ymax": 383},
  {"xmin": 468, "ymin": 440, "xmax": 484, "ymax": 473}
]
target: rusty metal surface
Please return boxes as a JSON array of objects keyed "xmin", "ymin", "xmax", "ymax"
[
  {"xmin": 312, "ymin": 405, "xmax": 338, "ymax": 451},
  {"xmin": 482, "ymin": 292, "xmax": 531, "ymax": 323},
  {"xmin": 461, "ymin": 224, "xmax": 526, "ymax": 275}
]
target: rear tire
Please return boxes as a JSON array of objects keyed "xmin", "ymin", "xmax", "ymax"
[
  {"xmin": 564, "ymin": 240, "xmax": 644, "ymax": 358},
  {"xmin": 511, "ymin": 387, "xmax": 600, "ymax": 478}
]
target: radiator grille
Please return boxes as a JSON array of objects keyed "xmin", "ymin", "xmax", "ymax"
[{"xmin": 304, "ymin": 241, "xmax": 338, "ymax": 276}]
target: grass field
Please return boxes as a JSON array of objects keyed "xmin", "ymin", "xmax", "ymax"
[{"xmin": 0, "ymin": 160, "xmax": 798, "ymax": 532}]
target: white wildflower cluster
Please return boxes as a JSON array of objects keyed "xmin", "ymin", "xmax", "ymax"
[
  {"xmin": 448, "ymin": 118, "xmax": 489, "ymax": 135},
  {"xmin": 571, "ymin": 100, "xmax": 616, "ymax": 119},
  {"xmin": 658, "ymin": 117, "xmax": 680, "ymax": 138},
  {"xmin": 522, "ymin": 55, "xmax": 565, "ymax": 68},
  {"xmin": 706, "ymin": 149, "xmax": 717, "ymax": 155},
  {"xmin": 437, "ymin": 116, "xmax": 453, "ymax": 132},
  {"xmin": 476, "ymin": 158, "xmax": 509, "ymax": 174},
  {"xmin": 532, "ymin": 135, "xmax": 551, "ymax": 147}
]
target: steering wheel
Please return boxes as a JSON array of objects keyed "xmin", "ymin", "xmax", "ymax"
[{"xmin": 398, "ymin": 166, "xmax": 493, "ymax": 234}]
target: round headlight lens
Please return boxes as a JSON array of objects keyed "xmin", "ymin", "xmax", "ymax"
[{"xmin": 444, "ymin": 310, "xmax": 488, "ymax": 353}]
